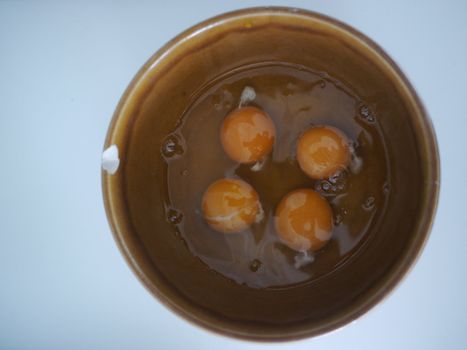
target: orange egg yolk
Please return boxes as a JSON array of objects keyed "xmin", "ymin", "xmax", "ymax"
[
  {"xmin": 220, "ymin": 106, "xmax": 276, "ymax": 164},
  {"xmin": 297, "ymin": 126, "xmax": 350, "ymax": 179},
  {"xmin": 275, "ymin": 189, "xmax": 333, "ymax": 252},
  {"xmin": 202, "ymin": 178, "xmax": 261, "ymax": 233}
]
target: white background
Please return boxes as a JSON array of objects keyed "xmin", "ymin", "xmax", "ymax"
[{"xmin": 1, "ymin": 1, "xmax": 466, "ymax": 349}]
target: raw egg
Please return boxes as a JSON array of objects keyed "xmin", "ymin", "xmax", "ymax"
[
  {"xmin": 297, "ymin": 126, "xmax": 350, "ymax": 179},
  {"xmin": 275, "ymin": 189, "xmax": 333, "ymax": 252},
  {"xmin": 220, "ymin": 106, "xmax": 276, "ymax": 163},
  {"xmin": 202, "ymin": 178, "xmax": 262, "ymax": 233}
]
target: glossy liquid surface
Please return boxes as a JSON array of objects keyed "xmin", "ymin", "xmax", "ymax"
[{"xmin": 162, "ymin": 62, "xmax": 389, "ymax": 288}]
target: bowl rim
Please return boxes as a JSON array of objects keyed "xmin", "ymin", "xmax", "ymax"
[{"xmin": 102, "ymin": 6, "xmax": 440, "ymax": 342}]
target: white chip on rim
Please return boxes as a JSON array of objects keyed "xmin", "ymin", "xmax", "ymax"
[{"xmin": 102, "ymin": 144, "xmax": 120, "ymax": 175}]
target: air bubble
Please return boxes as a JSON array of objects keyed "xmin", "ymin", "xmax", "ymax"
[
  {"xmin": 249, "ymin": 259, "xmax": 262, "ymax": 272},
  {"xmin": 383, "ymin": 182, "xmax": 390, "ymax": 195},
  {"xmin": 316, "ymin": 171, "xmax": 347, "ymax": 194},
  {"xmin": 181, "ymin": 169, "xmax": 188, "ymax": 176},
  {"xmin": 281, "ymin": 83, "xmax": 295, "ymax": 96},
  {"xmin": 319, "ymin": 80, "xmax": 326, "ymax": 88},
  {"xmin": 362, "ymin": 196, "xmax": 375, "ymax": 211},
  {"xmin": 329, "ymin": 172, "xmax": 340, "ymax": 184},
  {"xmin": 167, "ymin": 208, "xmax": 183, "ymax": 225},
  {"xmin": 161, "ymin": 134, "xmax": 185, "ymax": 159},
  {"xmin": 210, "ymin": 94, "xmax": 222, "ymax": 110},
  {"xmin": 359, "ymin": 104, "xmax": 376, "ymax": 123},
  {"xmin": 282, "ymin": 89, "xmax": 293, "ymax": 96},
  {"xmin": 335, "ymin": 214, "xmax": 343, "ymax": 225}
]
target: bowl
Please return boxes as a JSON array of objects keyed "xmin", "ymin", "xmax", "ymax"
[{"xmin": 102, "ymin": 7, "xmax": 439, "ymax": 341}]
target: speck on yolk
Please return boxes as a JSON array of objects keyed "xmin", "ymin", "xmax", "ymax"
[
  {"xmin": 275, "ymin": 189, "xmax": 333, "ymax": 252},
  {"xmin": 220, "ymin": 107, "xmax": 276, "ymax": 164},
  {"xmin": 202, "ymin": 178, "xmax": 261, "ymax": 233}
]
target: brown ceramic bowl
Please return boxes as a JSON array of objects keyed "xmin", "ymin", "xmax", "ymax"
[{"xmin": 102, "ymin": 7, "xmax": 439, "ymax": 341}]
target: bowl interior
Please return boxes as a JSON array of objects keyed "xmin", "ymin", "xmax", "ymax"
[{"xmin": 103, "ymin": 8, "xmax": 439, "ymax": 340}]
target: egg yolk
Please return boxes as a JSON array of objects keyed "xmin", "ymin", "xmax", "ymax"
[
  {"xmin": 202, "ymin": 178, "xmax": 261, "ymax": 233},
  {"xmin": 297, "ymin": 126, "xmax": 350, "ymax": 179},
  {"xmin": 220, "ymin": 106, "xmax": 276, "ymax": 164},
  {"xmin": 275, "ymin": 189, "xmax": 333, "ymax": 252}
]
